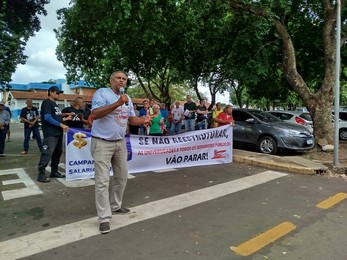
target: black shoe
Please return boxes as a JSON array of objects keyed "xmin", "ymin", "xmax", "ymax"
[
  {"xmin": 50, "ymin": 172, "xmax": 65, "ymax": 178},
  {"xmin": 37, "ymin": 174, "xmax": 50, "ymax": 183},
  {"xmin": 99, "ymin": 222, "xmax": 110, "ymax": 234},
  {"xmin": 113, "ymin": 207, "xmax": 130, "ymax": 215}
]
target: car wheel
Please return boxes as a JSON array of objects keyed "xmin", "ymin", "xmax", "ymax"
[
  {"xmin": 339, "ymin": 128, "xmax": 347, "ymax": 140},
  {"xmin": 258, "ymin": 136, "xmax": 278, "ymax": 154}
]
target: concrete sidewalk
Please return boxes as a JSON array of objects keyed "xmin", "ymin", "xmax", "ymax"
[{"xmin": 233, "ymin": 149, "xmax": 329, "ymax": 175}]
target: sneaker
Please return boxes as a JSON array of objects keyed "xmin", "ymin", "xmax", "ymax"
[
  {"xmin": 113, "ymin": 207, "xmax": 130, "ymax": 215},
  {"xmin": 50, "ymin": 172, "xmax": 65, "ymax": 178},
  {"xmin": 21, "ymin": 151, "xmax": 28, "ymax": 155},
  {"xmin": 99, "ymin": 222, "xmax": 110, "ymax": 234}
]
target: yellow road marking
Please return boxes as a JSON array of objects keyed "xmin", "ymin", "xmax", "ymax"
[
  {"xmin": 316, "ymin": 192, "xmax": 347, "ymax": 209},
  {"xmin": 230, "ymin": 222, "xmax": 296, "ymax": 256}
]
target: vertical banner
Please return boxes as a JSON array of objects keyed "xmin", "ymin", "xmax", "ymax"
[
  {"xmin": 66, "ymin": 128, "xmax": 95, "ymax": 180},
  {"xmin": 66, "ymin": 125, "xmax": 233, "ymax": 181}
]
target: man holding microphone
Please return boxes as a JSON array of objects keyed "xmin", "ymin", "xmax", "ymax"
[{"xmin": 90, "ymin": 71, "xmax": 151, "ymax": 234}]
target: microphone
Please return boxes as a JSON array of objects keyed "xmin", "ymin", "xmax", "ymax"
[{"xmin": 119, "ymin": 87, "xmax": 128, "ymax": 106}]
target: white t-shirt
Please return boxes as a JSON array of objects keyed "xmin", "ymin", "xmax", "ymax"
[
  {"xmin": 91, "ymin": 88, "xmax": 135, "ymax": 140},
  {"xmin": 172, "ymin": 106, "xmax": 184, "ymax": 121}
]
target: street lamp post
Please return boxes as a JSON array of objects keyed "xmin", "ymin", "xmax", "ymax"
[{"xmin": 333, "ymin": 0, "xmax": 341, "ymax": 166}]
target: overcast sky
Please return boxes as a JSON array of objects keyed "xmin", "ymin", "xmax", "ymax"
[{"xmin": 10, "ymin": 0, "xmax": 70, "ymax": 84}]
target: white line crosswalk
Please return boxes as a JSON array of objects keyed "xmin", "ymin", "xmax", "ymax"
[
  {"xmin": 0, "ymin": 170, "xmax": 287, "ymax": 260},
  {"xmin": 0, "ymin": 168, "xmax": 43, "ymax": 200}
]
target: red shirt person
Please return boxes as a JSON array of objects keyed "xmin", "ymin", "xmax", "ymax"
[{"xmin": 215, "ymin": 105, "xmax": 235, "ymax": 127}]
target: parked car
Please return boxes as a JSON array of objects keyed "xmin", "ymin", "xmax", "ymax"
[
  {"xmin": 268, "ymin": 110, "xmax": 313, "ymax": 133},
  {"xmin": 232, "ymin": 109, "xmax": 315, "ymax": 154},
  {"xmin": 332, "ymin": 111, "xmax": 347, "ymax": 140}
]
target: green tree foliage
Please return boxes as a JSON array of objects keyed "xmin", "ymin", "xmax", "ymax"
[
  {"xmin": 127, "ymin": 78, "xmax": 198, "ymax": 105},
  {"xmin": 56, "ymin": 0, "xmax": 188, "ymax": 105},
  {"xmin": 56, "ymin": 0, "xmax": 238, "ymax": 107},
  {"xmin": 55, "ymin": 0, "xmax": 347, "ymax": 145},
  {"xmin": 0, "ymin": 0, "xmax": 49, "ymax": 83},
  {"xmin": 226, "ymin": 0, "xmax": 347, "ymax": 144},
  {"xmin": 173, "ymin": 0, "xmax": 236, "ymax": 107}
]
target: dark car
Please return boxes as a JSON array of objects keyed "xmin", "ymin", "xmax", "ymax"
[{"xmin": 232, "ymin": 109, "xmax": 315, "ymax": 154}]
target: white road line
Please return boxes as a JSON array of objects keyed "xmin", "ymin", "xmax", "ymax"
[
  {"xmin": 153, "ymin": 168, "xmax": 178, "ymax": 173},
  {"xmin": 57, "ymin": 178, "xmax": 95, "ymax": 187},
  {"xmin": 57, "ymin": 174, "xmax": 136, "ymax": 188},
  {"xmin": 56, "ymin": 168, "xmax": 136, "ymax": 188},
  {"xmin": 0, "ymin": 168, "xmax": 42, "ymax": 200},
  {"xmin": 0, "ymin": 170, "xmax": 287, "ymax": 260}
]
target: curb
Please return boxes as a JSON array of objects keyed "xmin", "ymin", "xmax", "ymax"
[{"xmin": 233, "ymin": 150, "xmax": 329, "ymax": 175}]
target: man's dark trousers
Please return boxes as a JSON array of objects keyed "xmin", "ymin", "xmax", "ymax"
[{"xmin": 38, "ymin": 136, "xmax": 63, "ymax": 172}]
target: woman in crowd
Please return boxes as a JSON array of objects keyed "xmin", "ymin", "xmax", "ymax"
[
  {"xmin": 215, "ymin": 105, "xmax": 235, "ymax": 127},
  {"xmin": 148, "ymin": 104, "xmax": 164, "ymax": 136},
  {"xmin": 212, "ymin": 102, "xmax": 223, "ymax": 128}
]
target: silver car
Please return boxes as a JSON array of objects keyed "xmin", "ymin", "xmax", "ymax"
[
  {"xmin": 233, "ymin": 109, "xmax": 314, "ymax": 154},
  {"xmin": 332, "ymin": 111, "xmax": 347, "ymax": 140},
  {"xmin": 268, "ymin": 110, "xmax": 313, "ymax": 133}
]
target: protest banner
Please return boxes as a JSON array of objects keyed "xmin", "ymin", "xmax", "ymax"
[{"xmin": 65, "ymin": 125, "xmax": 233, "ymax": 181}]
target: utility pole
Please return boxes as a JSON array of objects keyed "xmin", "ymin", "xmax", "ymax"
[{"xmin": 333, "ymin": 0, "xmax": 341, "ymax": 166}]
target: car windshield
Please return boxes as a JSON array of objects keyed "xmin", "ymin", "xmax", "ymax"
[{"xmin": 249, "ymin": 110, "xmax": 280, "ymax": 122}]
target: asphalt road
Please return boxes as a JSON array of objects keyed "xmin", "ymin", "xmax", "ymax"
[{"xmin": 0, "ymin": 123, "xmax": 347, "ymax": 259}]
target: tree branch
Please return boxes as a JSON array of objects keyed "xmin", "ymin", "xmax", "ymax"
[
  {"xmin": 321, "ymin": 0, "xmax": 332, "ymax": 10},
  {"xmin": 226, "ymin": 0, "xmax": 266, "ymax": 17},
  {"xmin": 272, "ymin": 20, "xmax": 311, "ymax": 101},
  {"xmin": 136, "ymin": 72, "xmax": 151, "ymax": 98}
]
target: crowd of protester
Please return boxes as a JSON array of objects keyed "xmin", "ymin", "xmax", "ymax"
[
  {"xmin": 130, "ymin": 95, "xmax": 234, "ymax": 136},
  {"xmin": 0, "ymin": 93, "xmax": 235, "ymax": 156}
]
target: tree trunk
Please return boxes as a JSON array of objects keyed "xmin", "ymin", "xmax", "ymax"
[
  {"xmin": 273, "ymin": 14, "xmax": 335, "ymax": 145},
  {"xmin": 226, "ymin": 0, "xmax": 345, "ymax": 146}
]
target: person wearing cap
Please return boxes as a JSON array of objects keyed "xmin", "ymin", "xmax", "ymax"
[
  {"xmin": 20, "ymin": 98, "xmax": 43, "ymax": 154},
  {"xmin": 0, "ymin": 101, "xmax": 11, "ymax": 156},
  {"xmin": 90, "ymin": 71, "xmax": 151, "ymax": 234},
  {"xmin": 37, "ymin": 86, "xmax": 74, "ymax": 183}
]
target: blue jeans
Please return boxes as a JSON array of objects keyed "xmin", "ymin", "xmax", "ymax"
[
  {"xmin": 170, "ymin": 121, "xmax": 182, "ymax": 135},
  {"xmin": 23, "ymin": 127, "xmax": 43, "ymax": 152},
  {"xmin": 139, "ymin": 126, "xmax": 148, "ymax": 135},
  {"xmin": 184, "ymin": 119, "xmax": 195, "ymax": 132},
  {"xmin": 196, "ymin": 120, "xmax": 207, "ymax": 130}
]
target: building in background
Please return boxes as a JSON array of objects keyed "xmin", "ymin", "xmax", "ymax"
[
  {"xmin": 2, "ymin": 79, "xmax": 149, "ymax": 122},
  {"xmin": 2, "ymin": 80, "xmax": 96, "ymax": 122}
]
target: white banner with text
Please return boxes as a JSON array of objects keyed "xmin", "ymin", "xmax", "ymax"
[{"xmin": 65, "ymin": 125, "xmax": 233, "ymax": 181}]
